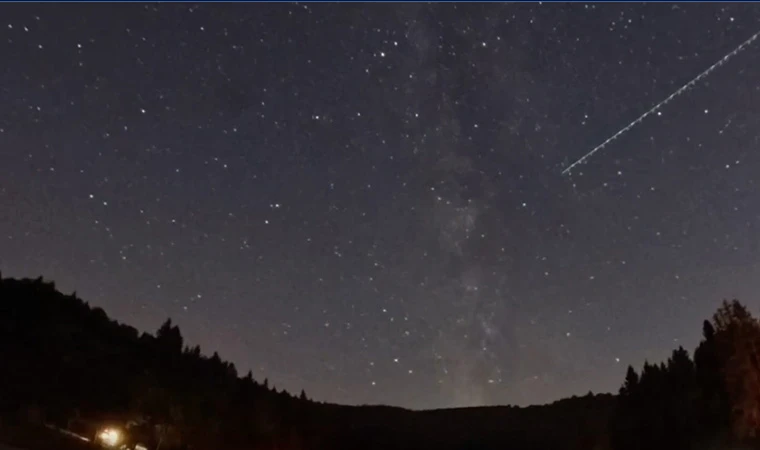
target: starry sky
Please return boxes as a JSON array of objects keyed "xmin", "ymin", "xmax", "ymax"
[{"xmin": 3, "ymin": 3, "xmax": 760, "ymax": 411}]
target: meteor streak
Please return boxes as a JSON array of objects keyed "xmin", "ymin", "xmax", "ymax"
[{"xmin": 562, "ymin": 28, "xmax": 760, "ymax": 175}]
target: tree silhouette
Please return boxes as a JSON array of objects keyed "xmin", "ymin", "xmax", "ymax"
[
  {"xmin": 694, "ymin": 319, "xmax": 731, "ymax": 442},
  {"xmin": 156, "ymin": 319, "xmax": 184, "ymax": 355},
  {"xmin": 712, "ymin": 300, "xmax": 760, "ymax": 441},
  {"xmin": 610, "ymin": 298, "xmax": 760, "ymax": 450},
  {"xmin": 620, "ymin": 366, "xmax": 639, "ymax": 397}
]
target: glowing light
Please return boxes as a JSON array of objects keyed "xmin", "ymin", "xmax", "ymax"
[{"xmin": 97, "ymin": 428, "xmax": 121, "ymax": 447}]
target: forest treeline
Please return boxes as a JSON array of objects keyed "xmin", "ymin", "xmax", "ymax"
[
  {"xmin": 611, "ymin": 299, "xmax": 760, "ymax": 450},
  {"xmin": 0, "ymin": 275, "xmax": 322, "ymax": 450},
  {"xmin": 1, "ymin": 274, "xmax": 759, "ymax": 450}
]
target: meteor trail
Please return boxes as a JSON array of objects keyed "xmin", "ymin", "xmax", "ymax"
[{"xmin": 562, "ymin": 28, "xmax": 760, "ymax": 176}]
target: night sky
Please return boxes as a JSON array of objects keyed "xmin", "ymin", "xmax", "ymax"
[{"xmin": 3, "ymin": 3, "xmax": 760, "ymax": 410}]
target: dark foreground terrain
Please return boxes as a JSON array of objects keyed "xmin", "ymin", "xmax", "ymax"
[{"xmin": 2, "ymin": 274, "xmax": 759, "ymax": 450}]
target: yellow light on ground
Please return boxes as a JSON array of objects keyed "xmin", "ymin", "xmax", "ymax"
[{"xmin": 98, "ymin": 428, "xmax": 121, "ymax": 447}]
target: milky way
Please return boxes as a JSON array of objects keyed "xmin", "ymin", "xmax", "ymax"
[{"xmin": 2, "ymin": 3, "xmax": 760, "ymax": 410}]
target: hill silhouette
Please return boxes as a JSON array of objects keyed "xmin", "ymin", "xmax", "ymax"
[{"xmin": 1, "ymin": 274, "xmax": 760, "ymax": 450}]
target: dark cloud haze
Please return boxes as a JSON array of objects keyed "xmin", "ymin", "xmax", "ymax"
[{"xmin": 2, "ymin": 3, "xmax": 760, "ymax": 410}]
